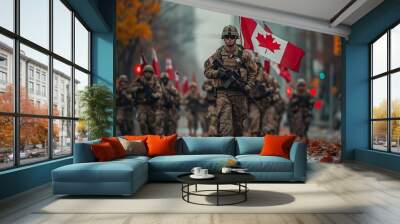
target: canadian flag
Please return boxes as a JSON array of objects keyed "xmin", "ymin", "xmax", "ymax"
[
  {"xmin": 182, "ymin": 75, "xmax": 189, "ymax": 95},
  {"xmin": 174, "ymin": 71, "xmax": 180, "ymax": 92},
  {"xmin": 271, "ymin": 61, "xmax": 292, "ymax": 83},
  {"xmin": 165, "ymin": 58, "xmax": 175, "ymax": 81},
  {"xmin": 151, "ymin": 48, "xmax": 161, "ymax": 76},
  {"xmin": 240, "ymin": 17, "xmax": 304, "ymax": 72}
]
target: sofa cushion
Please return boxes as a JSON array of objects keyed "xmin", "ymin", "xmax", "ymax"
[
  {"xmin": 260, "ymin": 135, "xmax": 296, "ymax": 159},
  {"xmin": 91, "ymin": 142, "xmax": 118, "ymax": 161},
  {"xmin": 53, "ymin": 158, "xmax": 147, "ymax": 183},
  {"xmin": 235, "ymin": 137, "xmax": 263, "ymax": 155},
  {"xmin": 149, "ymin": 154, "xmax": 235, "ymax": 172},
  {"xmin": 101, "ymin": 137, "xmax": 127, "ymax": 158},
  {"xmin": 236, "ymin": 155, "xmax": 293, "ymax": 172},
  {"xmin": 178, "ymin": 137, "xmax": 235, "ymax": 155},
  {"xmin": 118, "ymin": 138, "xmax": 147, "ymax": 156},
  {"xmin": 147, "ymin": 134, "xmax": 177, "ymax": 157}
]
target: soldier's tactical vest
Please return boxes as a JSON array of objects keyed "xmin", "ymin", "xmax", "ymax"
[
  {"xmin": 135, "ymin": 77, "xmax": 157, "ymax": 105},
  {"xmin": 213, "ymin": 45, "xmax": 248, "ymax": 89}
]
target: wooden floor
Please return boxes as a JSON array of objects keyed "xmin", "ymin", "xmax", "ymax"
[{"xmin": 1, "ymin": 162, "xmax": 400, "ymax": 224}]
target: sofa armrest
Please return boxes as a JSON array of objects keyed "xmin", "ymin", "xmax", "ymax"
[
  {"xmin": 73, "ymin": 141, "xmax": 99, "ymax": 163},
  {"xmin": 289, "ymin": 141, "xmax": 307, "ymax": 182}
]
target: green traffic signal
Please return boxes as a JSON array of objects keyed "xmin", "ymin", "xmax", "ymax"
[{"xmin": 319, "ymin": 71, "xmax": 326, "ymax": 80}]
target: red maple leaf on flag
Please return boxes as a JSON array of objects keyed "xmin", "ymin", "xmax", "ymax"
[{"xmin": 256, "ymin": 33, "xmax": 280, "ymax": 53}]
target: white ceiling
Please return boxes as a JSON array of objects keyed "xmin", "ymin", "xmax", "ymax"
[{"xmin": 164, "ymin": 0, "xmax": 384, "ymax": 37}]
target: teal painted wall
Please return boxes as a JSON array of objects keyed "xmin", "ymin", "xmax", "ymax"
[
  {"xmin": 343, "ymin": 0, "xmax": 400, "ymax": 171},
  {"xmin": 0, "ymin": 0, "xmax": 115, "ymax": 200}
]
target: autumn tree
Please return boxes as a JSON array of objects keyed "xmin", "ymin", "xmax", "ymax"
[
  {"xmin": 117, "ymin": 0, "xmax": 161, "ymax": 75},
  {"xmin": 0, "ymin": 85, "xmax": 59, "ymax": 152}
]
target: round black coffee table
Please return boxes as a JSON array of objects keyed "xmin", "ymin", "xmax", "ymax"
[{"xmin": 177, "ymin": 173, "xmax": 255, "ymax": 206}]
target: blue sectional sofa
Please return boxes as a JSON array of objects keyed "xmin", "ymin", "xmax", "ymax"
[{"xmin": 52, "ymin": 137, "xmax": 307, "ymax": 196}]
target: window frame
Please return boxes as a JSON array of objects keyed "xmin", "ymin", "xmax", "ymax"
[
  {"xmin": 0, "ymin": 0, "xmax": 92, "ymax": 171},
  {"xmin": 370, "ymin": 20, "xmax": 400, "ymax": 154}
]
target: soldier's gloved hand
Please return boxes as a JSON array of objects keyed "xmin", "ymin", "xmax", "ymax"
[
  {"xmin": 218, "ymin": 69, "xmax": 229, "ymax": 80},
  {"xmin": 244, "ymin": 85, "xmax": 252, "ymax": 93}
]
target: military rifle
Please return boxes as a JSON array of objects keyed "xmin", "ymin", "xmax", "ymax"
[{"xmin": 212, "ymin": 58, "xmax": 262, "ymax": 109}]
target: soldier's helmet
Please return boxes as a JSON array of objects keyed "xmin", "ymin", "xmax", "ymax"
[
  {"xmin": 297, "ymin": 79, "xmax": 307, "ymax": 87},
  {"xmin": 143, "ymin": 65, "xmax": 154, "ymax": 74},
  {"xmin": 190, "ymin": 82, "xmax": 197, "ymax": 88},
  {"xmin": 221, "ymin": 25, "xmax": 239, "ymax": 39},
  {"xmin": 119, "ymin": 74, "xmax": 128, "ymax": 81},
  {"xmin": 160, "ymin": 72, "xmax": 169, "ymax": 79}
]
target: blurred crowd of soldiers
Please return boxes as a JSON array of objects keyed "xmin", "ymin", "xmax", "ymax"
[{"xmin": 116, "ymin": 25, "xmax": 315, "ymax": 141}]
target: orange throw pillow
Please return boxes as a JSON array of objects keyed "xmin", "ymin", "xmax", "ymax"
[
  {"xmin": 91, "ymin": 142, "xmax": 117, "ymax": 162},
  {"xmin": 146, "ymin": 134, "xmax": 177, "ymax": 157},
  {"xmin": 260, "ymin": 135, "xmax": 296, "ymax": 159},
  {"xmin": 124, "ymin": 135, "xmax": 148, "ymax": 141},
  {"xmin": 101, "ymin": 137, "xmax": 126, "ymax": 158}
]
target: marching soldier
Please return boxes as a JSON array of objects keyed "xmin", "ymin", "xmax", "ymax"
[
  {"xmin": 159, "ymin": 72, "xmax": 180, "ymax": 135},
  {"xmin": 202, "ymin": 79, "xmax": 218, "ymax": 136},
  {"xmin": 288, "ymin": 79, "xmax": 315, "ymax": 141},
  {"xmin": 183, "ymin": 83, "xmax": 201, "ymax": 136},
  {"xmin": 116, "ymin": 74, "xmax": 134, "ymax": 135},
  {"xmin": 131, "ymin": 65, "xmax": 162, "ymax": 134},
  {"xmin": 204, "ymin": 25, "xmax": 257, "ymax": 136},
  {"xmin": 261, "ymin": 75, "xmax": 284, "ymax": 135}
]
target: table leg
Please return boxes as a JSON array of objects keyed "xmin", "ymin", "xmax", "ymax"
[
  {"xmin": 217, "ymin": 184, "xmax": 219, "ymax": 206},
  {"xmin": 195, "ymin": 184, "xmax": 197, "ymax": 192},
  {"xmin": 245, "ymin": 183, "xmax": 247, "ymax": 201}
]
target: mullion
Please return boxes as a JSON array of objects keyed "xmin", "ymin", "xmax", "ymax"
[
  {"xmin": 13, "ymin": 0, "xmax": 20, "ymax": 167},
  {"xmin": 0, "ymin": 29, "xmax": 90, "ymax": 75},
  {"xmin": 1, "ymin": 0, "xmax": 90, "ymax": 170},
  {"xmin": 71, "ymin": 9, "xmax": 76, "ymax": 156},
  {"xmin": 49, "ymin": 0, "xmax": 54, "ymax": 160},
  {"xmin": 388, "ymin": 29, "xmax": 391, "ymax": 152}
]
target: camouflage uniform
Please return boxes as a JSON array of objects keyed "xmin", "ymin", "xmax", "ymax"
[
  {"xmin": 183, "ymin": 83, "xmax": 201, "ymax": 136},
  {"xmin": 261, "ymin": 73, "xmax": 284, "ymax": 135},
  {"xmin": 201, "ymin": 79, "xmax": 217, "ymax": 136},
  {"xmin": 204, "ymin": 25, "xmax": 257, "ymax": 136},
  {"xmin": 159, "ymin": 72, "xmax": 180, "ymax": 135},
  {"xmin": 288, "ymin": 79, "xmax": 315, "ymax": 140},
  {"xmin": 131, "ymin": 65, "xmax": 162, "ymax": 134},
  {"xmin": 116, "ymin": 75, "xmax": 134, "ymax": 135}
]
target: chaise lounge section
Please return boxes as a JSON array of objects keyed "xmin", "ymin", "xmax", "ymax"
[{"xmin": 52, "ymin": 136, "xmax": 307, "ymax": 196}]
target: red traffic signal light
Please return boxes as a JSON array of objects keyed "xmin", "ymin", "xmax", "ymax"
[
  {"xmin": 133, "ymin": 64, "xmax": 142, "ymax": 75},
  {"xmin": 309, "ymin": 88, "xmax": 317, "ymax": 97},
  {"xmin": 286, "ymin": 87, "xmax": 293, "ymax": 97}
]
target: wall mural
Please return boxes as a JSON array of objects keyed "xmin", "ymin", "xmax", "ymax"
[{"xmin": 115, "ymin": 0, "xmax": 342, "ymax": 163}]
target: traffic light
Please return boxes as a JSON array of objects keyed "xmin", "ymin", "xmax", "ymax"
[
  {"xmin": 314, "ymin": 99, "xmax": 323, "ymax": 110},
  {"xmin": 133, "ymin": 64, "xmax": 142, "ymax": 75},
  {"xmin": 319, "ymin": 71, "xmax": 327, "ymax": 80},
  {"xmin": 333, "ymin": 36, "xmax": 342, "ymax": 56},
  {"xmin": 309, "ymin": 88, "xmax": 317, "ymax": 97},
  {"xmin": 286, "ymin": 86, "xmax": 293, "ymax": 97}
]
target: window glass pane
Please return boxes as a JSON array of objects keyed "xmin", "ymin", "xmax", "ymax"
[
  {"xmin": 391, "ymin": 120, "xmax": 400, "ymax": 153},
  {"xmin": 372, "ymin": 33, "xmax": 387, "ymax": 76},
  {"xmin": 20, "ymin": 117, "xmax": 49, "ymax": 165},
  {"xmin": 372, "ymin": 121, "xmax": 388, "ymax": 151},
  {"xmin": 391, "ymin": 72, "xmax": 400, "ymax": 117},
  {"xmin": 75, "ymin": 120, "xmax": 88, "ymax": 143},
  {"xmin": 391, "ymin": 24, "xmax": 400, "ymax": 70},
  {"xmin": 0, "ymin": 0, "xmax": 14, "ymax": 31},
  {"xmin": 74, "ymin": 69, "xmax": 89, "ymax": 118},
  {"xmin": 53, "ymin": 119, "xmax": 72, "ymax": 157},
  {"xmin": 0, "ymin": 34, "xmax": 14, "ymax": 112},
  {"xmin": 74, "ymin": 18, "xmax": 89, "ymax": 70},
  {"xmin": 20, "ymin": 0, "xmax": 49, "ymax": 48},
  {"xmin": 372, "ymin": 76, "xmax": 387, "ymax": 119},
  {"xmin": 53, "ymin": 59, "xmax": 72, "ymax": 117},
  {"xmin": 20, "ymin": 44, "xmax": 49, "ymax": 115},
  {"xmin": 0, "ymin": 116, "xmax": 14, "ymax": 170},
  {"xmin": 53, "ymin": 0, "xmax": 72, "ymax": 60}
]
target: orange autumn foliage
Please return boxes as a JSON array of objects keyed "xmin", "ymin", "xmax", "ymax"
[
  {"xmin": 0, "ymin": 85, "xmax": 59, "ymax": 149},
  {"xmin": 117, "ymin": 0, "xmax": 160, "ymax": 45}
]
